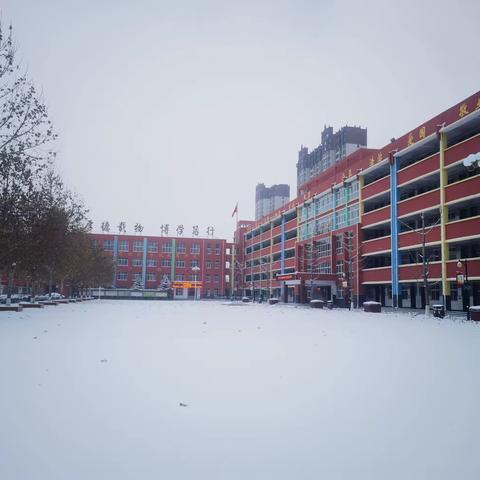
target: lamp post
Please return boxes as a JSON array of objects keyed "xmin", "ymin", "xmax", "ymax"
[
  {"xmin": 457, "ymin": 259, "xmax": 470, "ymax": 320},
  {"xmin": 192, "ymin": 265, "xmax": 200, "ymax": 300}
]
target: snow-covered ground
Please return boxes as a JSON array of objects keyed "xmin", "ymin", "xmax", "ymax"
[{"xmin": 1, "ymin": 300, "xmax": 479, "ymax": 480}]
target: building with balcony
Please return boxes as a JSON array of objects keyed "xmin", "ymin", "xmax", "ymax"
[
  {"xmin": 233, "ymin": 91, "xmax": 480, "ymax": 312},
  {"xmin": 90, "ymin": 233, "xmax": 232, "ymax": 299}
]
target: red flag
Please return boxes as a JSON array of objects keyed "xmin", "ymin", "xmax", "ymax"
[{"xmin": 231, "ymin": 203, "xmax": 238, "ymax": 218}]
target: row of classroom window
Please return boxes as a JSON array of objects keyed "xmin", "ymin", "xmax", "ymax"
[
  {"xmin": 99, "ymin": 240, "xmax": 222, "ymax": 254},
  {"xmin": 245, "ymin": 261, "xmax": 348, "ymax": 281},
  {"xmin": 246, "ymin": 181, "xmax": 360, "ymax": 241},
  {"xmin": 246, "ymin": 235, "xmax": 349, "ymax": 268},
  {"xmin": 116, "ymin": 258, "xmax": 223, "ymax": 268},
  {"xmin": 300, "ymin": 180, "xmax": 359, "ymax": 223},
  {"xmin": 117, "ymin": 272, "xmax": 222, "ymax": 282},
  {"xmin": 299, "ymin": 205, "xmax": 359, "ymax": 241}
]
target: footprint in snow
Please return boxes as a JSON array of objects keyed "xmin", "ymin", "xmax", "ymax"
[
  {"xmin": 33, "ymin": 336, "xmax": 38, "ymax": 340},
  {"xmin": 100, "ymin": 359, "xmax": 108, "ymax": 363},
  {"xmin": 179, "ymin": 403, "xmax": 188, "ymax": 407},
  {"xmin": 43, "ymin": 330, "xmax": 48, "ymax": 333}
]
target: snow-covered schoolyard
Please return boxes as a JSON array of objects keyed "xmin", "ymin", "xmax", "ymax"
[{"xmin": 1, "ymin": 300, "xmax": 479, "ymax": 480}]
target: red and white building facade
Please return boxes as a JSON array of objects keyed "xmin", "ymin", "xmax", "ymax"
[
  {"xmin": 90, "ymin": 233, "xmax": 232, "ymax": 299},
  {"xmin": 233, "ymin": 91, "xmax": 480, "ymax": 311}
]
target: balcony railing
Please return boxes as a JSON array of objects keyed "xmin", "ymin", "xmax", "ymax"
[
  {"xmin": 398, "ymin": 225, "xmax": 441, "ymax": 249},
  {"xmin": 362, "ymin": 236, "xmax": 391, "ymax": 255},
  {"xmin": 362, "ymin": 176, "xmax": 390, "ymax": 201},
  {"xmin": 445, "ymin": 175, "xmax": 480, "ymax": 204},
  {"xmin": 397, "ymin": 153, "xmax": 439, "ymax": 186},
  {"xmin": 398, "ymin": 189, "xmax": 440, "ymax": 217},
  {"xmin": 362, "ymin": 205, "xmax": 391, "ymax": 227},
  {"xmin": 446, "ymin": 216, "xmax": 480, "ymax": 241}
]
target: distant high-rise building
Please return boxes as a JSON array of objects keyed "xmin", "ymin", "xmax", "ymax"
[
  {"xmin": 255, "ymin": 183, "xmax": 290, "ymax": 220},
  {"xmin": 296, "ymin": 125, "xmax": 367, "ymax": 192}
]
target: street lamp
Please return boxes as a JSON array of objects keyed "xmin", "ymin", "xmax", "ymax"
[
  {"xmin": 456, "ymin": 259, "xmax": 470, "ymax": 320},
  {"xmin": 192, "ymin": 265, "xmax": 200, "ymax": 300}
]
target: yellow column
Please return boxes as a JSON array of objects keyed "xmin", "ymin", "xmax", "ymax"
[
  {"xmin": 439, "ymin": 132, "xmax": 450, "ymax": 302},
  {"xmin": 358, "ymin": 174, "xmax": 365, "ymax": 216}
]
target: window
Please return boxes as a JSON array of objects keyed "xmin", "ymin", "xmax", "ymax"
[
  {"xmin": 430, "ymin": 284, "xmax": 440, "ymax": 301},
  {"xmin": 214, "ymin": 275, "xmax": 220, "ymax": 283},
  {"xmin": 177, "ymin": 243, "xmax": 186, "ymax": 254},
  {"xmin": 451, "ymin": 284, "xmax": 459, "ymax": 301},
  {"xmin": 336, "ymin": 261, "xmax": 344, "ymax": 274},
  {"xmin": 315, "ymin": 214, "xmax": 333, "ymax": 235},
  {"xmin": 117, "ymin": 257, "xmax": 128, "ymax": 266},
  {"xmin": 162, "ymin": 243, "xmax": 172, "ymax": 253},
  {"xmin": 401, "ymin": 284, "xmax": 409, "ymax": 300},
  {"xmin": 335, "ymin": 208, "xmax": 347, "ymax": 230},
  {"xmin": 175, "ymin": 274, "xmax": 184, "ymax": 281},
  {"xmin": 336, "ymin": 235, "xmax": 343, "ymax": 254},
  {"xmin": 191, "ymin": 260, "xmax": 199, "ymax": 268},
  {"xmin": 317, "ymin": 238, "xmax": 331, "ymax": 258},
  {"xmin": 132, "ymin": 272, "xmax": 142, "ymax": 281},
  {"xmin": 191, "ymin": 243, "xmax": 200, "ymax": 254},
  {"xmin": 206, "ymin": 274, "xmax": 211, "ymax": 283},
  {"xmin": 132, "ymin": 258, "xmax": 142, "ymax": 267},
  {"xmin": 118, "ymin": 240, "xmax": 129, "ymax": 252},
  {"xmin": 175, "ymin": 288, "xmax": 183, "ymax": 295},
  {"xmin": 146, "ymin": 273, "xmax": 156, "ymax": 282},
  {"xmin": 103, "ymin": 240, "xmax": 114, "ymax": 251},
  {"xmin": 350, "ymin": 180, "xmax": 359, "ymax": 199},
  {"xmin": 214, "ymin": 261, "xmax": 220, "ymax": 269},
  {"xmin": 214, "ymin": 288, "xmax": 219, "ymax": 296},
  {"xmin": 335, "ymin": 188, "xmax": 344, "ymax": 206},
  {"xmin": 319, "ymin": 262, "xmax": 331, "ymax": 274},
  {"xmin": 207, "ymin": 243, "xmax": 212, "ymax": 255},
  {"xmin": 133, "ymin": 241, "xmax": 143, "ymax": 252},
  {"xmin": 147, "ymin": 259, "xmax": 157, "ymax": 267},
  {"xmin": 349, "ymin": 204, "xmax": 360, "ymax": 225},
  {"xmin": 315, "ymin": 192, "xmax": 333, "ymax": 215},
  {"xmin": 206, "ymin": 261, "xmax": 212, "ymax": 269},
  {"xmin": 215, "ymin": 243, "xmax": 220, "ymax": 255},
  {"xmin": 176, "ymin": 260, "xmax": 185, "ymax": 268},
  {"xmin": 160, "ymin": 259, "xmax": 171, "ymax": 267},
  {"xmin": 117, "ymin": 272, "xmax": 128, "ymax": 280},
  {"xmin": 147, "ymin": 241, "xmax": 158, "ymax": 253}
]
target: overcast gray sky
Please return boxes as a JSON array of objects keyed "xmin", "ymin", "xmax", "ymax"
[{"xmin": 3, "ymin": 0, "xmax": 480, "ymax": 240}]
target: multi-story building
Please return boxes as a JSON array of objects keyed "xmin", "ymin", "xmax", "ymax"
[
  {"xmin": 297, "ymin": 125, "xmax": 367, "ymax": 193},
  {"xmin": 255, "ymin": 183, "xmax": 290, "ymax": 220},
  {"xmin": 90, "ymin": 233, "xmax": 232, "ymax": 299},
  {"xmin": 234, "ymin": 91, "xmax": 480, "ymax": 312}
]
